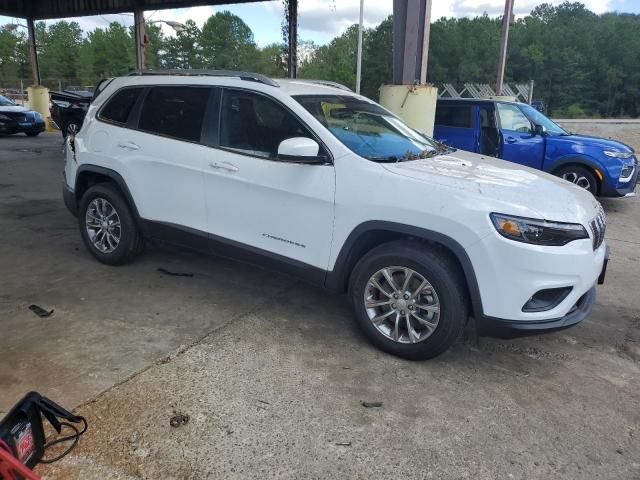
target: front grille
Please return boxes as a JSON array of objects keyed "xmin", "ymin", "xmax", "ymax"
[{"xmin": 589, "ymin": 207, "xmax": 606, "ymax": 250}]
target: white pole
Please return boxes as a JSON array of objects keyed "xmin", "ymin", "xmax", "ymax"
[{"xmin": 356, "ymin": 0, "xmax": 364, "ymax": 94}]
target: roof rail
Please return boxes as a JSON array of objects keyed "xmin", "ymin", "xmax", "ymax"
[
  {"xmin": 127, "ymin": 69, "xmax": 279, "ymax": 88},
  {"xmin": 291, "ymin": 79, "xmax": 353, "ymax": 92}
]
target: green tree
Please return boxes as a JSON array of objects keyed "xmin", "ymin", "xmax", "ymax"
[{"xmin": 200, "ymin": 11, "xmax": 259, "ymax": 70}]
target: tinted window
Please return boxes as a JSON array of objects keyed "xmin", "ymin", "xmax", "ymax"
[
  {"xmin": 99, "ymin": 88, "xmax": 143, "ymax": 124},
  {"xmin": 435, "ymin": 105, "xmax": 473, "ymax": 128},
  {"xmin": 220, "ymin": 90, "xmax": 312, "ymax": 159},
  {"xmin": 139, "ymin": 86, "xmax": 210, "ymax": 142},
  {"xmin": 496, "ymin": 103, "xmax": 532, "ymax": 133}
]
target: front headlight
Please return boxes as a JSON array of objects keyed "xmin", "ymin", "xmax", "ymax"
[
  {"xmin": 490, "ymin": 213, "xmax": 589, "ymax": 246},
  {"xmin": 0, "ymin": 113, "xmax": 11, "ymax": 121},
  {"xmin": 33, "ymin": 111, "xmax": 43, "ymax": 120},
  {"xmin": 604, "ymin": 150, "xmax": 633, "ymax": 159}
]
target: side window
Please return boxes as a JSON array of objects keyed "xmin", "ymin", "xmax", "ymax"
[
  {"xmin": 435, "ymin": 105, "xmax": 473, "ymax": 128},
  {"xmin": 496, "ymin": 103, "xmax": 532, "ymax": 133},
  {"xmin": 220, "ymin": 90, "xmax": 312, "ymax": 159},
  {"xmin": 99, "ymin": 87, "xmax": 143, "ymax": 125},
  {"xmin": 138, "ymin": 86, "xmax": 211, "ymax": 142}
]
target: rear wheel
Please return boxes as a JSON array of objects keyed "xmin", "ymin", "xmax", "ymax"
[
  {"xmin": 63, "ymin": 121, "xmax": 80, "ymax": 139},
  {"xmin": 555, "ymin": 165, "xmax": 598, "ymax": 195},
  {"xmin": 349, "ymin": 241, "xmax": 468, "ymax": 360},
  {"xmin": 78, "ymin": 184, "xmax": 144, "ymax": 265}
]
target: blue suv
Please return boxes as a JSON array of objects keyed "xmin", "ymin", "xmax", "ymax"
[{"xmin": 434, "ymin": 99, "xmax": 638, "ymax": 197}]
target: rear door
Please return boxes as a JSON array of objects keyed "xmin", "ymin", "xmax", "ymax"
[
  {"xmin": 496, "ymin": 102, "xmax": 545, "ymax": 169},
  {"xmin": 102, "ymin": 85, "xmax": 211, "ymax": 240},
  {"xmin": 433, "ymin": 103, "xmax": 477, "ymax": 152}
]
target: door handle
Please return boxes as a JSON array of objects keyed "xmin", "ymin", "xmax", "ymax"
[
  {"xmin": 506, "ymin": 136, "xmax": 517, "ymax": 144},
  {"xmin": 209, "ymin": 161, "xmax": 239, "ymax": 172},
  {"xmin": 117, "ymin": 141, "xmax": 140, "ymax": 150}
]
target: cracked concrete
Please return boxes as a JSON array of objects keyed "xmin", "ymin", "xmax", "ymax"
[{"xmin": 1, "ymin": 132, "xmax": 639, "ymax": 479}]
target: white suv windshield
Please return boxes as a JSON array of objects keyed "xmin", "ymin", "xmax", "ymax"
[{"xmin": 295, "ymin": 95, "xmax": 441, "ymax": 162}]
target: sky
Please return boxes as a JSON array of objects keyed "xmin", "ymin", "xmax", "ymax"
[{"xmin": 1, "ymin": 0, "xmax": 639, "ymax": 47}]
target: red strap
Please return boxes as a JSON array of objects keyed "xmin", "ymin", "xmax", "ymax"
[{"xmin": 0, "ymin": 441, "xmax": 41, "ymax": 480}]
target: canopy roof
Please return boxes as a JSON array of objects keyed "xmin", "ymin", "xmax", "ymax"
[{"xmin": 0, "ymin": 0, "xmax": 260, "ymax": 20}]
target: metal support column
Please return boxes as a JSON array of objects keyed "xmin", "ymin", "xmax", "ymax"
[
  {"xmin": 393, "ymin": 0, "xmax": 433, "ymax": 85},
  {"xmin": 26, "ymin": 18, "xmax": 40, "ymax": 85},
  {"xmin": 496, "ymin": 0, "xmax": 514, "ymax": 96},
  {"xmin": 355, "ymin": 0, "xmax": 364, "ymax": 94},
  {"xmin": 287, "ymin": 0, "xmax": 298, "ymax": 78},
  {"xmin": 134, "ymin": 4, "xmax": 146, "ymax": 70}
]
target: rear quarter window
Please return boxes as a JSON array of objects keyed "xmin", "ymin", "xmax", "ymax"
[{"xmin": 98, "ymin": 87, "xmax": 143, "ymax": 125}]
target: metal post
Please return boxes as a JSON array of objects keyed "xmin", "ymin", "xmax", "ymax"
[
  {"xmin": 356, "ymin": 0, "xmax": 364, "ymax": 94},
  {"xmin": 496, "ymin": 0, "xmax": 514, "ymax": 96},
  {"xmin": 134, "ymin": 5, "xmax": 146, "ymax": 70},
  {"xmin": 287, "ymin": 0, "xmax": 298, "ymax": 78},
  {"xmin": 393, "ymin": 0, "xmax": 432, "ymax": 85},
  {"xmin": 419, "ymin": 0, "xmax": 433, "ymax": 84},
  {"xmin": 528, "ymin": 79, "xmax": 535, "ymax": 104},
  {"xmin": 26, "ymin": 18, "xmax": 40, "ymax": 86}
]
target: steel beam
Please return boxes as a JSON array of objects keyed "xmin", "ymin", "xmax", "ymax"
[
  {"xmin": 26, "ymin": 17, "xmax": 40, "ymax": 85},
  {"xmin": 496, "ymin": 0, "xmax": 514, "ymax": 95},
  {"xmin": 393, "ymin": 0, "xmax": 433, "ymax": 85},
  {"xmin": 134, "ymin": 5, "xmax": 146, "ymax": 70},
  {"xmin": 287, "ymin": 0, "xmax": 298, "ymax": 78}
]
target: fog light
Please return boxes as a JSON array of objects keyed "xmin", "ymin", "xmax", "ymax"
[
  {"xmin": 522, "ymin": 287, "xmax": 572, "ymax": 312},
  {"xmin": 620, "ymin": 165, "xmax": 634, "ymax": 180}
]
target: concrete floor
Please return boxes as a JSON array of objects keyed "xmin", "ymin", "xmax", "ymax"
[{"xmin": 1, "ymin": 132, "xmax": 639, "ymax": 479}]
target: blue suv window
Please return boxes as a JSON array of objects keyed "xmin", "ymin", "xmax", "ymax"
[{"xmin": 435, "ymin": 105, "xmax": 473, "ymax": 129}]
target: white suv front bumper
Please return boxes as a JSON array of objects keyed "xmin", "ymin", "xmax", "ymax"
[{"xmin": 467, "ymin": 232, "xmax": 607, "ymax": 329}]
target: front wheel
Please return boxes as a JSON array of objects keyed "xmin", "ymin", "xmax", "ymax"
[
  {"xmin": 349, "ymin": 241, "xmax": 468, "ymax": 360},
  {"xmin": 555, "ymin": 165, "xmax": 598, "ymax": 195},
  {"xmin": 25, "ymin": 131, "xmax": 40, "ymax": 137}
]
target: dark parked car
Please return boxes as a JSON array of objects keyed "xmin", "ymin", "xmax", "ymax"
[
  {"xmin": 433, "ymin": 98, "xmax": 637, "ymax": 197},
  {"xmin": 0, "ymin": 95, "xmax": 45, "ymax": 137},
  {"xmin": 50, "ymin": 90, "xmax": 92, "ymax": 138}
]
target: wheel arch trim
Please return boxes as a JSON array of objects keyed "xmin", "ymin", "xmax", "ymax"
[
  {"xmin": 326, "ymin": 221, "xmax": 484, "ymax": 318},
  {"xmin": 75, "ymin": 165, "xmax": 141, "ymax": 222}
]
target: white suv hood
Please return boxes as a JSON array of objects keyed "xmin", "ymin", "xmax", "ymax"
[{"xmin": 381, "ymin": 149, "xmax": 601, "ymax": 224}]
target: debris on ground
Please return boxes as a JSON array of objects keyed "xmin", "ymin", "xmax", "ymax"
[
  {"xmin": 157, "ymin": 268, "xmax": 194, "ymax": 277},
  {"xmin": 28, "ymin": 304, "xmax": 53, "ymax": 318},
  {"xmin": 335, "ymin": 441, "xmax": 352, "ymax": 446},
  {"xmin": 361, "ymin": 401, "xmax": 383, "ymax": 408},
  {"xmin": 169, "ymin": 411, "xmax": 190, "ymax": 428}
]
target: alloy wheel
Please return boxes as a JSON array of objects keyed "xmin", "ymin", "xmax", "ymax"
[
  {"xmin": 364, "ymin": 266, "xmax": 440, "ymax": 344},
  {"xmin": 66, "ymin": 122, "xmax": 79, "ymax": 137},
  {"xmin": 561, "ymin": 171, "xmax": 592, "ymax": 190},
  {"xmin": 85, "ymin": 198, "xmax": 121, "ymax": 253}
]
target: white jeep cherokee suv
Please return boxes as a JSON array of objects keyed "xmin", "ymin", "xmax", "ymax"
[{"xmin": 63, "ymin": 71, "xmax": 608, "ymax": 360}]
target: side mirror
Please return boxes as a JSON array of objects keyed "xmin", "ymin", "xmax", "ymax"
[
  {"xmin": 277, "ymin": 137, "xmax": 325, "ymax": 164},
  {"xmin": 534, "ymin": 124, "xmax": 546, "ymax": 136}
]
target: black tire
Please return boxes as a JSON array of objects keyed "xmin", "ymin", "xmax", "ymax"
[
  {"xmin": 78, "ymin": 183, "xmax": 144, "ymax": 265},
  {"xmin": 349, "ymin": 241, "xmax": 468, "ymax": 360},
  {"xmin": 554, "ymin": 165, "xmax": 598, "ymax": 195},
  {"xmin": 25, "ymin": 131, "xmax": 40, "ymax": 137}
]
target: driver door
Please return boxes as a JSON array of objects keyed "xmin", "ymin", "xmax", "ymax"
[
  {"xmin": 203, "ymin": 88, "xmax": 336, "ymax": 272},
  {"xmin": 496, "ymin": 103, "xmax": 545, "ymax": 169}
]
